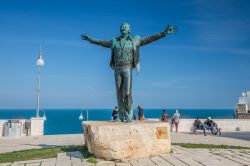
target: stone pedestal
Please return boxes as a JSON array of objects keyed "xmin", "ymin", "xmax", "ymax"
[{"xmin": 82, "ymin": 120, "xmax": 171, "ymax": 161}]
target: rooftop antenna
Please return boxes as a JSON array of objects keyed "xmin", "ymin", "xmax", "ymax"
[{"xmin": 86, "ymin": 109, "xmax": 89, "ymax": 121}]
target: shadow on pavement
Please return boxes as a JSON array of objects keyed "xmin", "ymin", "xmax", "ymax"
[{"xmin": 218, "ymin": 132, "xmax": 250, "ymax": 141}]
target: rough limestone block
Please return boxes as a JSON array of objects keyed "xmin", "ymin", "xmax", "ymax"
[{"xmin": 82, "ymin": 120, "xmax": 171, "ymax": 161}]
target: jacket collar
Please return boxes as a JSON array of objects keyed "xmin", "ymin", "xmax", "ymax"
[{"xmin": 117, "ymin": 35, "xmax": 132, "ymax": 41}]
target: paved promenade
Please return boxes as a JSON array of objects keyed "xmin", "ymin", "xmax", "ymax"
[
  {"xmin": 1, "ymin": 132, "xmax": 250, "ymax": 153},
  {"xmin": 172, "ymin": 132, "xmax": 250, "ymax": 147},
  {"xmin": 1, "ymin": 146, "xmax": 250, "ymax": 166},
  {"xmin": 1, "ymin": 132, "xmax": 250, "ymax": 165},
  {"xmin": 0, "ymin": 134, "xmax": 85, "ymax": 153}
]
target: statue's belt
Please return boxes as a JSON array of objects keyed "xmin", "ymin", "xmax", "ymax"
[{"xmin": 114, "ymin": 63, "xmax": 132, "ymax": 67}]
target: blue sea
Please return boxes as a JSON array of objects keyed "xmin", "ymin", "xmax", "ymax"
[{"xmin": 0, "ymin": 109, "xmax": 234, "ymax": 135}]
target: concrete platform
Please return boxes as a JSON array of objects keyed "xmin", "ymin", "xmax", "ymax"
[
  {"xmin": 0, "ymin": 134, "xmax": 85, "ymax": 153},
  {"xmin": 1, "ymin": 132, "xmax": 250, "ymax": 165},
  {"xmin": 172, "ymin": 132, "xmax": 250, "ymax": 147},
  {"xmin": 0, "ymin": 132, "xmax": 250, "ymax": 154},
  {"xmin": 1, "ymin": 147, "xmax": 250, "ymax": 166}
]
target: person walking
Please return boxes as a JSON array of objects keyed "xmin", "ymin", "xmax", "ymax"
[
  {"xmin": 161, "ymin": 109, "xmax": 169, "ymax": 122},
  {"xmin": 138, "ymin": 105, "xmax": 145, "ymax": 120},
  {"xmin": 173, "ymin": 109, "xmax": 180, "ymax": 132}
]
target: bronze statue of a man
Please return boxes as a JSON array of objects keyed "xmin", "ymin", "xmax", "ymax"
[{"xmin": 81, "ymin": 23, "xmax": 177, "ymax": 122}]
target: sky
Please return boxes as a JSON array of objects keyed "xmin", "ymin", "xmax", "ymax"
[{"xmin": 0, "ymin": 0, "xmax": 250, "ymax": 109}]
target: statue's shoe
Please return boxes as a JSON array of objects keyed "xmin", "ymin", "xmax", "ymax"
[
  {"xmin": 116, "ymin": 118, "xmax": 124, "ymax": 122},
  {"xmin": 125, "ymin": 119, "xmax": 132, "ymax": 123}
]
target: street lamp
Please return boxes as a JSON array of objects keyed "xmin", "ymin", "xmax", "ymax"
[{"xmin": 36, "ymin": 47, "xmax": 44, "ymax": 117}]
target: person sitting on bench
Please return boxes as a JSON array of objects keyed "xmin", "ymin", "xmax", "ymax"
[
  {"xmin": 193, "ymin": 117, "xmax": 207, "ymax": 136},
  {"xmin": 194, "ymin": 117, "xmax": 202, "ymax": 129},
  {"xmin": 204, "ymin": 117, "xmax": 217, "ymax": 134}
]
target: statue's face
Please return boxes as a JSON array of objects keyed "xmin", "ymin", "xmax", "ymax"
[{"xmin": 120, "ymin": 23, "xmax": 131, "ymax": 35}]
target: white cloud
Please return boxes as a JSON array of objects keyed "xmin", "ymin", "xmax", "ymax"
[
  {"xmin": 151, "ymin": 81, "xmax": 188, "ymax": 89},
  {"xmin": 0, "ymin": 38, "xmax": 88, "ymax": 48}
]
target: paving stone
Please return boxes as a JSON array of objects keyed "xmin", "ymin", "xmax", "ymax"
[
  {"xmin": 12, "ymin": 159, "xmax": 54, "ymax": 165},
  {"xmin": 229, "ymin": 150, "xmax": 250, "ymax": 162},
  {"xmin": 130, "ymin": 158, "xmax": 156, "ymax": 166},
  {"xmin": 160, "ymin": 153, "xmax": 188, "ymax": 166},
  {"xmin": 178, "ymin": 147, "xmax": 225, "ymax": 165},
  {"xmin": 25, "ymin": 163, "xmax": 41, "ymax": 166},
  {"xmin": 71, "ymin": 157, "xmax": 82, "ymax": 164},
  {"xmin": 96, "ymin": 161, "xmax": 116, "ymax": 166},
  {"xmin": 0, "ymin": 163, "xmax": 11, "ymax": 166},
  {"xmin": 150, "ymin": 156, "xmax": 172, "ymax": 166},
  {"xmin": 176, "ymin": 146, "xmax": 241, "ymax": 166},
  {"xmin": 216, "ymin": 150, "xmax": 250, "ymax": 163},
  {"xmin": 11, "ymin": 163, "xmax": 24, "ymax": 166},
  {"xmin": 40, "ymin": 158, "xmax": 56, "ymax": 166},
  {"xmin": 171, "ymin": 152, "xmax": 203, "ymax": 166},
  {"xmin": 57, "ymin": 152, "xmax": 70, "ymax": 161},
  {"xmin": 12, "ymin": 160, "xmax": 42, "ymax": 166},
  {"xmin": 115, "ymin": 163, "xmax": 132, "ymax": 166},
  {"xmin": 56, "ymin": 160, "xmax": 71, "ymax": 166},
  {"xmin": 72, "ymin": 163, "xmax": 86, "ymax": 166},
  {"xmin": 211, "ymin": 151, "xmax": 250, "ymax": 165},
  {"xmin": 74, "ymin": 160, "xmax": 95, "ymax": 166}
]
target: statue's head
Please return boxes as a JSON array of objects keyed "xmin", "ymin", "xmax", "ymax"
[{"xmin": 120, "ymin": 23, "xmax": 131, "ymax": 36}]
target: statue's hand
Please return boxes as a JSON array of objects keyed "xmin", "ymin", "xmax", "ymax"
[
  {"xmin": 165, "ymin": 25, "xmax": 178, "ymax": 34},
  {"xmin": 81, "ymin": 33, "xmax": 91, "ymax": 41},
  {"xmin": 136, "ymin": 63, "xmax": 140, "ymax": 75}
]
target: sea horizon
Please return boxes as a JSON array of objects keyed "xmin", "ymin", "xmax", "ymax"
[{"xmin": 0, "ymin": 108, "xmax": 234, "ymax": 135}]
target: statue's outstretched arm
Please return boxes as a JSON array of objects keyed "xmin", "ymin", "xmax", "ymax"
[
  {"xmin": 140, "ymin": 25, "xmax": 177, "ymax": 46},
  {"xmin": 81, "ymin": 33, "xmax": 111, "ymax": 48},
  {"xmin": 140, "ymin": 32, "xmax": 166, "ymax": 46}
]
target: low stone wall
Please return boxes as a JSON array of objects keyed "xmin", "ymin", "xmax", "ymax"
[{"xmin": 176, "ymin": 119, "xmax": 250, "ymax": 132}]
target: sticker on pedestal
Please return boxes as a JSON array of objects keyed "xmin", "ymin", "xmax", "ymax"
[{"xmin": 156, "ymin": 127, "xmax": 168, "ymax": 139}]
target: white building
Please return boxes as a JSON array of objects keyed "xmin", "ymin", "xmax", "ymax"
[{"xmin": 237, "ymin": 91, "xmax": 250, "ymax": 114}]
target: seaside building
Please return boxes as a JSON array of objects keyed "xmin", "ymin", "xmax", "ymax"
[
  {"xmin": 235, "ymin": 91, "xmax": 250, "ymax": 119},
  {"xmin": 0, "ymin": 48, "xmax": 45, "ymax": 137}
]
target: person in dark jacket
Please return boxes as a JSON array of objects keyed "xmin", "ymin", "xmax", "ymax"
[
  {"xmin": 204, "ymin": 117, "xmax": 216, "ymax": 134},
  {"xmin": 133, "ymin": 112, "xmax": 137, "ymax": 120},
  {"xmin": 112, "ymin": 106, "xmax": 118, "ymax": 121}
]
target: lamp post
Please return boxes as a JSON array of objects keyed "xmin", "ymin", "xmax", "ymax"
[{"xmin": 36, "ymin": 47, "xmax": 44, "ymax": 117}]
